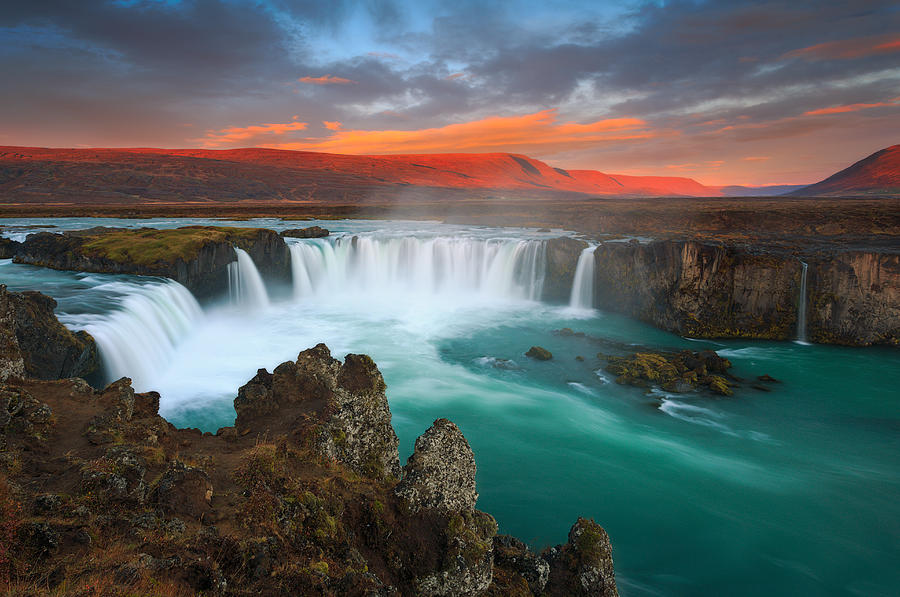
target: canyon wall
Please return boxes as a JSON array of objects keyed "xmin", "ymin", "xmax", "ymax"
[
  {"xmin": 573, "ymin": 240, "xmax": 899, "ymax": 346},
  {"xmin": 807, "ymin": 251, "xmax": 900, "ymax": 345}
]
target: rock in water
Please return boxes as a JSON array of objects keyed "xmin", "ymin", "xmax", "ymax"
[
  {"xmin": 525, "ymin": 346, "xmax": 553, "ymax": 361},
  {"xmin": 544, "ymin": 517, "xmax": 618, "ymax": 597},
  {"xmin": 0, "ymin": 285, "xmax": 98, "ymax": 380},
  {"xmin": 395, "ymin": 418, "xmax": 478, "ymax": 513},
  {"xmin": 281, "ymin": 226, "xmax": 329, "ymax": 238},
  {"xmin": 234, "ymin": 343, "xmax": 401, "ymax": 480}
]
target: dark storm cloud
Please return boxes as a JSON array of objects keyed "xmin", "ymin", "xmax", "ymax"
[
  {"xmin": 460, "ymin": 0, "xmax": 900, "ymax": 117},
  {"xmin": 1, "ymin": 0, "xmax": 898, "ymax": 184}
]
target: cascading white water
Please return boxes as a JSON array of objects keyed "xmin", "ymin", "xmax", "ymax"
[
  {"xmin": 569, "ymin": 246, "xmax": 596, "ymax": 309},
  {"xmin": 228, "ymin": 248, "xmax": 270, "ymax": 309},
  {"xmin": 288, "ymin": 236, "xmax": 546, "ymax": 300},
  {"xmin": 84, "ymin": 280, "xmax": 204, "ymax": 391},
  {"xmin": 796, "ymin": 261, "xmax": 809, "ymax": 344}
]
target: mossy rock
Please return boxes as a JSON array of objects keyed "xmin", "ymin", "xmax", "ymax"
[
  {"xmin": 525, "ymin": 346, "xmax": 553, "ymax": 361},
  {"xmin": 81, "ymin": 226, "xmax": 265, "ymax": 267}
]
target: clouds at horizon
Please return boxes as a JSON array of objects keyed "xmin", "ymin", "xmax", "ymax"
[{"xmin": 1, "ymin": 0, "xmax": 899, "ymax": 185}]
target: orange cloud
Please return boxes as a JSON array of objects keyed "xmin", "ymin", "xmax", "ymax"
[
  {"xmin": 298, "ymin": 75, "xmax": 356, "ymax": 85},
  {"xmin": 742, "ymin": 156, "xmax": 770, "ymax": 161},
  {"xmin": 804, "ymin": 98, "xmax": 900, "ymax": 116},
  {"xmin": 323, "ymin": 121, "xmax": 342, "ymax": 131},
  {"xmin": 445, "ymin": 72, "xmax": 466, "ymax": 80},
  {"xmin": 197, "ymin": 121, "xmax": 308, "ymax": 147},
  {"xmin": 265, "ymin": 109, "xmax": 652, "ymax": 155},
  {"xmin": 784, "ymin": 34, "xmax": 900, "ymax": 61}
]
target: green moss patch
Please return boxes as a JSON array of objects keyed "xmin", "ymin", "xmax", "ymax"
[{"xmin": 81, "ymin": 226, "xmax": 263, "ymax": 267}]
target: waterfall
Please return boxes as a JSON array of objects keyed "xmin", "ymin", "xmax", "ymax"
[
  {"xmin": 288, "ymin": 236, "xmax": 546, "ymax": 300},
  {"xmin": 228, "ymin": 248, "xmax": 270, "ymax": 309},
  {"xmin": 796, "ymin": 261, "xmax": 809, "ymax": 344},
  {"xmin": 569, "ymin": 246, "xmax": 596, "ymax": 309},
  {"xmin": 84, "ymin": 280, "xmax": 204, "ymax": 391}
]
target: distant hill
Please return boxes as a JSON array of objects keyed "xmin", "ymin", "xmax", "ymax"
[
  {"xmin": 0, "ymin": 146, "xmax": 722, "ymax": 203},
  {"xmin": 716, "ymin": 184, "xmax": 806, "ymax": 197},
  {"xmin": 790, "ymin": 145, "xmax": 900, "ymax": 197}
]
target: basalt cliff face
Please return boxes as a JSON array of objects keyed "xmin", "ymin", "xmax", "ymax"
[
  {"xmin": 572, "ymin": 240, "xmax": 900, "ymax": 346},
  {"xmin": 542, "ymin": 237, "xmax": 589, "ymax": 303},
  {"xmin": 589, "ymin": 241, "xmax": 802, "ymax": 340},
  {"xmin": 12, "ymin": 226, "xmax": 290, "ymax": 300},
  {"xmin": 807, "ymin": 251, "xmax": 900, "ymax": 345},
  {"xmin": 0, "ymin": 301, "xmax": 618, "ymax": 596}
]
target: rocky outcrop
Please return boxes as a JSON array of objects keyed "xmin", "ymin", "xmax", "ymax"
[
  {"xmin": 235, "ymin": 343, "xmax": 401, "ymax": 480},
  {"xmin": 0, "ymin": 237, "xmax": 20, "ymax": 258},
  {"xmin": 396, "ymin": 420, "xmax": 494, "ymax": 595},
  {"xmin": 807, "ymin": 251, "xmax": 900, "ymax": 345},
  {"xmin": 543, "ymin": 237, "xmax": 588, "ymax": 302},
  {"xmin": 12, "ymin": 226, "xmax": 290, "ymax": 300},
  {"xmin": 544, "ymin": 518, "xmax": 618, "ymax": 597},
  {"xmin": 591, "ymin": 240, "xmax": 801, "ymax": 340},
  {"xmin": 0, "ymin": 285, "xmax": 98, "ymax": 381},
  {"xmin": 0, "ymin": 288, "xmax": 26, "ymax": 382},
  {"xmin": 282, "ymin": 225, "xmax": 329, "ymax": 238},
  {"xmin": 0, "ymin": 291, "xmax": 617, "ymax": 596},
  {"xmin": 396, "ymin": 418, "xmax": 478, "ymax": 513},
  {"xmin": 492, "ymin": 535, "xmax": 551, "ymax": 595}
]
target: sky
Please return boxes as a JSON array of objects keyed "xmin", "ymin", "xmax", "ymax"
[{"xmin": 1, "ymin": 0, "xmax": 899, "ymax": 186}]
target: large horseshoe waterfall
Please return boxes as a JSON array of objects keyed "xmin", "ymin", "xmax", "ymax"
[{"xmin": 288, "ymin": 236, "xmax": 547, "ymax": 300}]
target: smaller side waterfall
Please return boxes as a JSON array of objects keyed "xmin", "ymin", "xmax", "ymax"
[
  {"xmin": 796, "ymin": 261, "xmax": 809, "ymax": 344},
  {"xmin": 569, "ymin": 246, "xmax": 596, "ymax": 309},
  {"xmin": 228, "ymin": 248, "xmax": 270, "ymax": 308},
  {"xmin": 85, "ymin": 280, "xmax": 204, "ymax": 391}
]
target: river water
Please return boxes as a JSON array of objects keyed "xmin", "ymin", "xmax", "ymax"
[{"xmin": 2, "ymin": 217, "xmax": 898, "ymax": 596}]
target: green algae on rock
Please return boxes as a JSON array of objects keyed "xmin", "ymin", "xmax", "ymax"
[{"xmin": 605, "ymin": 348, "xmax": 735, "ymax": 396}]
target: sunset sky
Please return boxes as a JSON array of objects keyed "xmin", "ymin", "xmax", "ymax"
[{"xmin": 2, "ymin": 1, "xmax": 899, "ymax": 185}]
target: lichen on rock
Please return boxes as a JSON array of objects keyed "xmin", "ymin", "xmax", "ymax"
[
  {"xmin": 234, "ymin": 343, "xmax": 401, "ymax": 480},
  {"xmin": 395, "ymin": 418, "xmax": 478, "ymax": 514}
]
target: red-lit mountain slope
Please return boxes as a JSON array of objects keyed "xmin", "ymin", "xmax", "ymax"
[
  {"xmin": 790, "ymin": 145, "xmax": 900, "ymax": 197},
  {"xmin": 0, "ymin": 146, "xmax": 721, "ymax": 203}
]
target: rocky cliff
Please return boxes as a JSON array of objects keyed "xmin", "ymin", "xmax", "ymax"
[
  {"xmin": 0, "ymin": 285, "xmax": 98, "ymax": 381},
  {"xmin": 0, "ymin": 302, "xmax": 618, "ymax": 595},
  {"xmin": 568, "ymin": 240, "xmax": 900, "ymax": 346},
  {"xmin": 542, "ymin": 237, "xmax": 589, "ymax": 303},
  {"xmin": 588, "ymin": 241, "xmax": 802, "ymax": 340},
  {"xmin": 807, "ymin": 251, "xmax": 900, "ymax": 345},
  {"xmin": 12, "ymin": 226, "xmax": 290, "ymax": 300}
]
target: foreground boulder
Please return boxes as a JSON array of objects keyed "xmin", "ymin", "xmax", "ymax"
[
  {"xmin": 0, "ymin": 285, "xmax": 98, "ymax": 381},
  {"xmin": 544, "ymin": 518, "xmax": 618, "ymax": 597},
  {"xmin": 397, "ymin": 420, "xmax": 494, "ymax": 595},
  {"xmin": 396, "ymin": 418, "xmax": 478, "ymax": 513}
]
